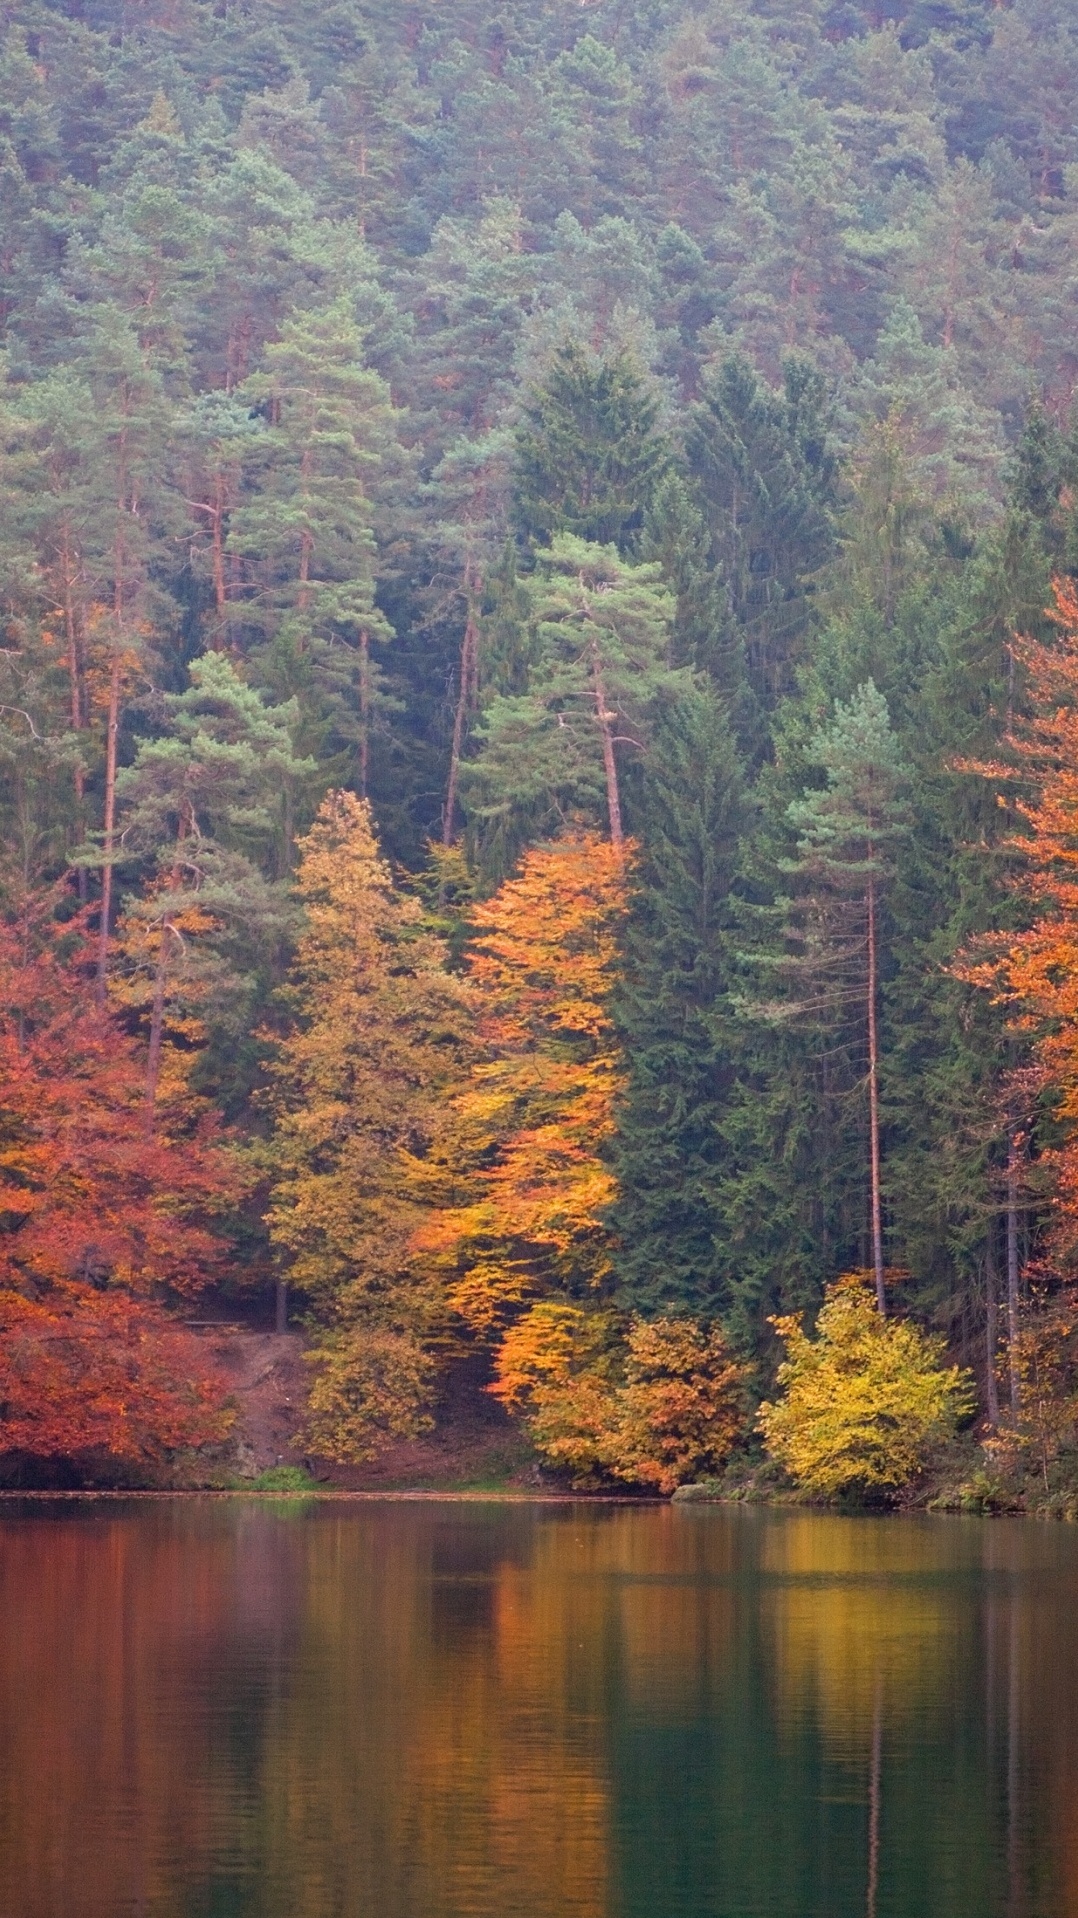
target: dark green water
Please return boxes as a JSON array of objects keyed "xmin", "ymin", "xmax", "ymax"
[{"xmin": 0, "ymin": 1499, "xmax": 1076, "ymax": 1918}]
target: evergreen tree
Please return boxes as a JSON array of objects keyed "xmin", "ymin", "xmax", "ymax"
[
  {"xmin": 513, "ymin": 341, "xmax": 670, "ymax": 553},
  {"xmin": 464, "ymin": 535, "xmax": 683, "ymax": 858},
  {"xmin": 228, "ymin": 298, "xmax": 401, "ymax": 790},
  {"xmin": 775, "ymin": 683, "xmax": 912, "ymax": 1312},
  {"xmin": 107, "ymin": 654, "xmax": 313, "ymax": 1123},
  {"xmin": 688, "ymin": 355, "xmax": 836, "ymax": 709},
  {"xmin": 612, "ymin": 684, "xmax": 745, "ymax": 1319}
]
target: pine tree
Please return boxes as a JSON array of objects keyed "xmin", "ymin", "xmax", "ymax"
[
  {"xmin": 107, "ymin": 654, "xmax": 313, "ymax": 1126},
  {"xmin": 228, "ymin": 299, "xmax": 401, "ymax": 790},
  {"xmin": 465, "ymin": 534, "xmax": 683, "ymax": 857}
]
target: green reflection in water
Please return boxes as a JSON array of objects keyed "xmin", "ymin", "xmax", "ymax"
[{"xmin": 0, "ymin": 1500, "xmax": 1073, "ymax": 1918}]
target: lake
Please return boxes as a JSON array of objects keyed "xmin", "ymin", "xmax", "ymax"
[{"xmin": 0, "ymin": 1498, "xmax": 1075, "ymax": 1918}]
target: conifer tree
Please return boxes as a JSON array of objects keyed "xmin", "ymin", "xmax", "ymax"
[
  {"xmin": 413, "ymin": 831, "xmax": 627, "ymax": 1348},
  {"xmin": 513, "ymin": 341, "xmax": 670, "ymax": 553},
  {"xmin": 612, "ymin": 684, "xmax": 745, "ymax": 1318},
  {"xmin": 228, "ymin": 299, "xmax": 400, "ymax": 789},
  {"xmin": 688, "ymin": 355, "xmax": 836, "ymax": 707},
  {"xmin": 108, "ymin": 654, "xmax": 313, "ymax": 1125},
  {"xmin": 465, "ymin": 535, "xmax": 683, "ymax": 855},
  {"xmin": 777, "ymin": 683, "xmax": 912, "ymax": 1312}
]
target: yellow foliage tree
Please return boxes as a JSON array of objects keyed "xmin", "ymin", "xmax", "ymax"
[
  {"xmin": 265, "ymin": 791, "xmax": 475, "ymax": 1461},
  {"xmin": 493, "ymin": 1304, "xmax": 747, "ymax": 1494},
  {"xmin": 759, "ymin": 1276, "xmax": 974, "ymax": 1496}
]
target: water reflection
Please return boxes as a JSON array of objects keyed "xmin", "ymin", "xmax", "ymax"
[{"xmin": 0, "ymin": 1501, "xmax": 1075, "ymax": 1917}]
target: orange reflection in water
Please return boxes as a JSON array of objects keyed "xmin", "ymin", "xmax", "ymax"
[{"xmin": 1, "ymin": 1502, "xmax": 1078, "ymax": 1918}]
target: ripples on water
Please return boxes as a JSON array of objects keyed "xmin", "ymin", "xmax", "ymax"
[{"xmin": 0, "ymin": 1498, "xmax": 1074, "ymax": 1918}]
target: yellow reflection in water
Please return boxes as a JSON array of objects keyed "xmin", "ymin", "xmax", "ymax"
[{"xmin": 759, "ymin": 1516, "xmax": 960, "ymax": 1749}]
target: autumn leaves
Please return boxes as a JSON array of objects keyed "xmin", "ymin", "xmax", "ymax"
[{"xmin": 261, "ymin": 802, "xmax": 747, "ymax": 1485}]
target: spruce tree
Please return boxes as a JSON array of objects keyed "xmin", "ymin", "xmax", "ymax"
[
  {"xmin": 107, "ymin": 653, "xmax": 314, "ymax": 1124},
  {"xmin": 688, "ymin": 355, "xmax": 836, "ymax": 709},
  {"xmin": 777, "ymin": 683, "xmax": 912, "ymax": 1313},
  {"xmin": 612, "ymin": 683, "xmax": 745, "ymax": 1319},
  {"xmin": 513, "ymin": 341, "xmax": 670, "ymax": 553}
]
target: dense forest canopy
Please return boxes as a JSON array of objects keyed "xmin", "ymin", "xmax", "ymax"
[{"xmin": 4, "ymin": 0, "xmax": 1078, "ymax": 1494}]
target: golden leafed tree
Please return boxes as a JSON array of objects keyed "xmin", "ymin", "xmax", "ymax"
[{"xmin": 265, "ymin": 791, "xmax": 474, "ymax": 1461}]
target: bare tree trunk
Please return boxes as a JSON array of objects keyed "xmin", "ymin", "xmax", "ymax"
[
  {"xmin": 985, "ymin": 1241, "xmax": 1001, "ymax": 1429},
  {"xmin": 443, "ymin": 584, "xmax": 480, "ymax": 846},
  {"xmin": 144, "ymin": 812, "xmax": 190, "ymax": 1132},
  {"xmin": 275, "ymin": 1279, "xmax": 288, "ymax": 1335},
  {"xmin": 61, "ymin": 526, "xmax": 89, "ymax": 902},
  {"xmin": 867, "ymin": 871, "xmax": 886, "ymax": 1315},
  {"xmin": 211, "ymin": 469, "xmax": 228, "ymax": 645},
  {"xmin": 1007, "ymin": 1124, "xmax": 1021, "ymax": 1417},
  {"xmin": 96, "ymin": 651, "xmax": 121, "ymax": 1006},
  {"xmin": 143, "ymin": 918, "xmax": 174, "ymax": 1135},
  {"xmin": 590, "ymin": 640, "xmax": 623, "ymax": 852},
  {"xmin": 359, "ymin": 629, "xmax": 370, "ymax": 798},
  {"xmin": 297, "ymin": 447, "xmax": 313, "ymax": 616}
]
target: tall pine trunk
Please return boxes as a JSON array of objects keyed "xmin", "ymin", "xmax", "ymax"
[
  {"xmin": 359, "ymin": 628, "xmax": 370, "ymax": 798},
  {"xmin": 866, "ymin": 870, "xmax": 886, "ymax": 1315},
  {"xmin": 144, "ymin": 813, "xmax": 192, "ymax": 1131},
  {"xmin": 143, "ymin": 917, "xmax": 174, "ymax": 1135},
  {"xmin": 985, "ymin": 1242, "xmax": 1001, "ymax": 1428},
  {"xmin": 443, "ymin": 577, "xmax": 480, "ymax": 847},
  {"xmin": 590, "ymin": 638, "xmax": 623, "ymax": 852},
  {"xmin": 96, "ymin": 651, "xmax": 121, "ymax": 1005},
  {"xmin": 60, "ymin": 525, "xmax": 88, "ymax": 903}
]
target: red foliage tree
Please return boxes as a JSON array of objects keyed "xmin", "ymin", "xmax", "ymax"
[{"xmin": 0, "ymin": 895, "xmax": 239, "ymax": 1467}]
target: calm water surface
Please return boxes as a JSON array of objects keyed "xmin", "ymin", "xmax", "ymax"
[{"xmin": 0, "ymin": 1498, "xmax": 1076, "ymax": 1918}]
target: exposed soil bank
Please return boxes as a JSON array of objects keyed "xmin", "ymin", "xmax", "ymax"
[{"xmin": 204, "ymin": 1328, "xmax": 538, "ymax": 1490}]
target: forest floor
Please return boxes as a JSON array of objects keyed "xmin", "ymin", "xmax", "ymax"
[{"xmin": 206, "ymin": 1326, "xmax": 541, "ymax": 1492}]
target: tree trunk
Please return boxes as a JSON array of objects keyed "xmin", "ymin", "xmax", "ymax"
[
  {"xmin": 144, "ymin": 817, "xmax": 189, "ymax": 1132},
  {"xmin": 143, "ymin": 917, "xmax": 174, "ymax": 1135},
  {"xmin": 866, "ymin": 871, "xmax": 886, "ymax": 1315},
  {"xmin": 275, "ymin": 1279, "xmax": 289, "ymax": 1335},
  {"xmin": 985, "ymin": 1241, "xmax": 1001, "ymax": 1429},
  {"xmin": 359, "ymin": 628, "xmax": 370, "ymax": 798},
  {"xmin": 297, "ymin": 447, "xmax": 313, "ymax": 614},
  {"xmin": 590, "ymin": 639, "xmax": 624, "ymax": 852},
  {"xmin": 443, "ymin": 584, "xmax": 480, "ymax": 846},
  {"xmin": 211, "ymin": 468, "xmax": 228, "ymax": 645},
  {"xmin": 96, "ymin": 651, "xmax": 121, "ymax": 1006},
  {"xmin": 1006, "ymin": 1124, "xmax": 1021, "ymax": 1417},
  {"xmin": 60, "ymin": 525, "xmax": 88, "ymax": 902}
]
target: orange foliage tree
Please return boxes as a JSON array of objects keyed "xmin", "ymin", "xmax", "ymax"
[
  {"xmin": 493, "ymin": 1305, "xmax": 746, "ymax": 1493},
  {"xmin": 413, "ymin": 832, "xmax": 628, "ymax": 1355},
  {"xmin": 959, "ymin": 579, "xmax": 1078, "ymax": 1264},
  {"xmin": 411, "ymin": 831, "xmax": 751, "ymax": 1490},
  {"xmin": 0, "ymin": 894, "xmax": 239, "ymax": 1468}
]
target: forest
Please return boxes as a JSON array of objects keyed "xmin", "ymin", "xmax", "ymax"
[{"xmin": 3, "ymin": 0, "xmax": 1078, "ymax": 1502}]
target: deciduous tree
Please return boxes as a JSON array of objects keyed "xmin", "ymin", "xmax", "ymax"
[{"xmin": 759, "ymin": 1275, "xmax": 973, "ymax": 1496}]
